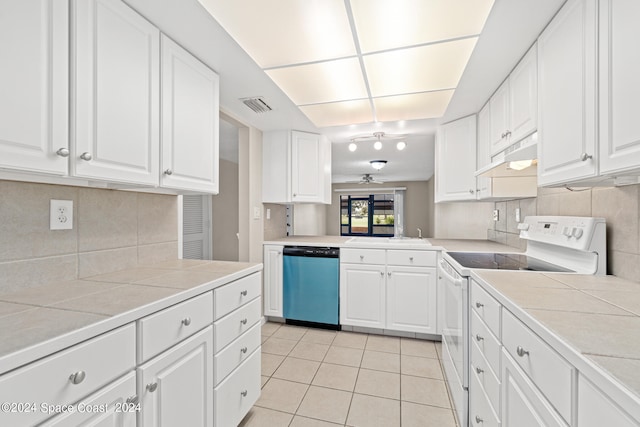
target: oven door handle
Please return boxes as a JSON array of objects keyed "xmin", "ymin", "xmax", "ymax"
[{"xmin": 439, "ymin": 260, "xmax": 463, "ymax": 287}]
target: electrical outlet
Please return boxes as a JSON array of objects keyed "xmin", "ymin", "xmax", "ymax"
[
  {"xmin": 266, "ymin": 208, "xmax": 271, "ymax": 220},
  {"xmin": 50, "ymin": 200, "xmax": 73, "ymax": 230},
  {"xmin": 493, "ymin": 209, "xmax": 499, "ymax": 222},
  {"xmin": 253, "ymin": 206, "xmax": 261, "ymax": 220}
]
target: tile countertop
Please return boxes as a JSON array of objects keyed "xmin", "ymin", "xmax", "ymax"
[
  {"xmin": 264, "ymin": 236, "xmax": 518, "ymax": 253},
  {"xmin": 0, "ymin": 259, "xmax": 262, "ymax": 375},
  {"xmin": 472, "ymin": 270, "xmax": 640, "ymax": 407}
]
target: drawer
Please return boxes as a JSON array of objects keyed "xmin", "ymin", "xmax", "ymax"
[
  {"xmin": 214, "ymin": 273, "xmax": 261, "ymax": 320},
  {"xmin": 470, "ymin": 364, "xmax": 501, "ymax": 427},
  {"xmin": 214, "ymin": 321, "xmax": 261, "ymax": 385},
  {"xmin": 0, "ymin": 325, "xmax": 135, "ymax": 427},
  {"xmin": 471, "ymin": 280, "xmax": 501, "ymax": 338},
  {"xmin": 214, "ymin": 347, "xmax": 261, "ymax": 427},
  {"xmin": 387, "ymin": 249, "xmax": 436, "ymax": 267},
  {"xmin": 471, "ymin": 338, "xmax": 500, "ymax": 415},
  {"xmin": 502, "ymin": 309, "xmax": 573, "ymax": 423},
  {"xmin": 138, "ymin": 292, "xmax": 213, "ymax": 363},
  {"xmin": 471, "ymin": 309, "xmax": 501, "ymax": 377},
  {"xmin": 213, "ymin": 297, "xmax": 261, "ymax": 352},
  {"xmin": 340, "ymin": 248, "xmax": 386, "ymax": 264}
]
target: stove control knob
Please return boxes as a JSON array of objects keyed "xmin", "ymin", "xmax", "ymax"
[
  {"xmin": 562, "ymin": 226, "xmax": 572, "ymax": 237},
  {"xmin": 572, "ymin": 227, "xmax": 584, "ymax": 239}
]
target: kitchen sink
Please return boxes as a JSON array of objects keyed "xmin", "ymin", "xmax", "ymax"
[{"xmin": 346, "ymin": 236, "xmax": 431, "ymax": 245}]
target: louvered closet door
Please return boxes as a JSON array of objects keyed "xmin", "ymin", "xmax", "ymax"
[{"xmin": 182, "ymin": 195, "xmax": 211, "ymax": 260}]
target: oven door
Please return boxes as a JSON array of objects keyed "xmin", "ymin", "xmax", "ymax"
[{"xmin": 439, "ymin": 256, "xmax": 469, "ymax": 427}]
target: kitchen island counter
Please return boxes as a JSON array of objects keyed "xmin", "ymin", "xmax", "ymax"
[{"xmin": 0, "ymin": 260, "xmax": 262, "ymax": 375}]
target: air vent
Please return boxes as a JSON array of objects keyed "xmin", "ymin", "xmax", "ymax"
[{"xmin": 240, "ymin": 96, "xmax": 272, "ymax": 113}]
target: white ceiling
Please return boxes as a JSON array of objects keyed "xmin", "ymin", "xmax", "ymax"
[{"xmin": 124, "ymin": 0, "xmax": 566, "ymax": 183}]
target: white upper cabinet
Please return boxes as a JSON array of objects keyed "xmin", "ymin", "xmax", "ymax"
[
  {"xmin": 537, "ymin": 0, "xmax": 598, "ymax": 186},
  {"xmin": 489, "ymin": 45, "xmax": 538, "ymax": 156},
  {"xmin": 263, "ymin": 130, "xmax": 331, "ymax": 204},
  {"xmin": 73, "ymin": 0, "xmax": 160, "ymax": 186},
  {"xmin": 435, "ymin": 115, "xmax": 477, "ymax": 202},
  {"xmin": 0, "ymin": 0, "xmax": 69, "ymax": 175},
  {"xmin": 161, "ymin": 35, "xmax": 219, "ymax": 193},
  {"xmin": 598, "ymin": 0, "xmax": 640, "ymax": 176},
  {"xmin": 476, "ymin": 102, "xmax": 492, "ymax": 200}
]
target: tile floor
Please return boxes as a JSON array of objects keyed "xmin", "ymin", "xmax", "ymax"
[{"xmin": 239, "ymin": 322, "xmax": 458, "ymax": 427}]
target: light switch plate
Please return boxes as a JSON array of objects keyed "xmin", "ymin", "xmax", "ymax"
[
  {"xmin": 515, "ymin": 208, "xmax": 521, "ymax": 223},
  {"xmin": 493, "ymin": 209, "xmax": 499, "ymax": 222},
  {"xmin": 253, "ymin": 206, "xmax": 261, "ymax": 220},
  {"xmin": 50, "ymin": 200, "xmax": 73, "ymax": 230}
]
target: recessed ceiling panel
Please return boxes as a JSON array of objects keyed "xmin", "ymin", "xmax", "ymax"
[
  {"xmin": 364, "ymin": 38, "xmax": 477, "ymax": 98},
  {"xmin": 299, "ymin": 100, "xmax": 373, "ymax": 128},
  {"xmin": 266, "ymin": 58, "xmax": 368, "ymax": 105},
  {"xmin": 198, "ymin": 0, "xmax": 355, "ymax": 68},
  {"xmin": 374, "ymin": 90, "xmax": 454, "ymax": 122},
  {"xmin": 351, "ymin": 0, "xmax": 494, "ymax": 53}
]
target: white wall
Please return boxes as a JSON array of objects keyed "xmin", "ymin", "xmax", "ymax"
[
  {"xmin": 293, "ymin": 204, "xmax": 327, "ymax": 236},
  {"xmin": 433, "ymin": 201, "xmax": 495, "ymax": 239}
]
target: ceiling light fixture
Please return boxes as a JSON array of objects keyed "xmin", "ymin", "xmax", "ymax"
[
  {"xmin": 508, "ymin": 159, "xmax": 534, "ymax": 171},
  {"xmin": 373, "ymin": 140, "xmax": 383, "ymax": 150},
  {"xmin": 348, "ymin": 142, "xmax": 357, "ymax": 152},
  {"xmin": 370, "ymin": 160, "xmax": 387, "ymax": 170},
  {"xmin": 396, "ymin": 141, "xmax": 407, "ymax": 151}
]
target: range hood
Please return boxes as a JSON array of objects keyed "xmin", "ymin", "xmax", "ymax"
[{"xmin": 476, "ymin": 132, "xmax": 538, "ymax": 178}]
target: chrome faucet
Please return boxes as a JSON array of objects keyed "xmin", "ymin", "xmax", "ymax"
[{"xmin": 417, "ymin": 228, "xmax": 422, "ymax": 239}]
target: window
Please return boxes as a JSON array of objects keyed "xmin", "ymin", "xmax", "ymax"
[{"xmin": 340, "ymin": 194, "xmax": 394, "ymax": 236}]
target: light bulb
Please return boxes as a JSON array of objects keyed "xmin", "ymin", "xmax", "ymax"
[
  {"xmin": 348, "ymin": 142, "xmax": 357, "ymax": 152},
  {"xmin": 396, "ymin": 141, "xmax": 406, "ymax": 151},
  {"xmin": 374, "ymin": 140, "xmax": 382, "ymax": 150},
  {"xmin": 508, "ymin": 160, "xmax": 533, "ymax": 171}
]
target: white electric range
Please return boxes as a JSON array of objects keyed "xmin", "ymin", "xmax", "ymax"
[{"xmin": 439, "ymin": 216, "xmax": 607, "ymax": 427}]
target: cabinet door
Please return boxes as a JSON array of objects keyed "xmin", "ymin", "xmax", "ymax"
[
  {"xmin": 161, "ymin": 35, "xmax": 219, "ymax": 193},
  {"xmin": 476, "ymin": 102, "xmax": 492, "ymax": 199},
  {"xmin": 340, "ymin": 264, "xmax": 385, "ymax": 328},
  {"xmin": 578, "ymin": 374, "xmax": 639, "ymax": 427},
  {"xmin": 489, "ymin": 80, "xmax": 511, "ymax": 155},
  {"xmin": 598, "ymin": 0, "xmax": 640, "ymax": 175},
  {"xmin": 501, "ymin": 349, "xmax": 568, "ymax": 427},
  {"xmin": 386, "ymin": 266, "xmax": 437, "ymax": 334},
  {"xmin": 291, "ymin": 131, "xmax": 323, "ymax": 203},
  {"xmin": 138, "ymin": 326, "xmax": 213, "ymax": 427},
  {"xmin": 41, "ymin": 372, "xmax": 137, "ymax": 427},
  {"xmin": 263, "ymin": 245, "xmax": 283, "ymax": 317},
  {"xmin": 509, "ymin": 44, "xmax": 538, "ymax": 143},
  {"xmin": 0, "ymin": 0, "xmax": 68, "ymax": 175},
  {"xmin": 73, "ymin": 0, "xmax": 159, "ymax": 185},
  {"xmin": 435, "ymin": 115, "xmax": 477, "ymax": 202},
  {"xmin": 537, "ymin": 0, "xmax": 597, "ymax": 186}
]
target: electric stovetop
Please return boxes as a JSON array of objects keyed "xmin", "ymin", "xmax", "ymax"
[{"xmin": 446, "ymin": 252, "xmax": 574, "ymax": 272}]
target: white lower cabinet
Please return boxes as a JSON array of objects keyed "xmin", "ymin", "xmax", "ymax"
[
  {"xmin": 386, "ymin": 266, "xmax": 437, "ymax": 334},
  {"xmin": 41, "ymin": 372, "xmax": 137, "ymax": 427},
  {"xmin": 214, "ymin": 348, "xmax": 261, "ymax": 427},
  {"xmin": 470, "ymin": 365, "xmax": 501, "ymax": 427},
  {"xmin": 263, "ymin": 245, "xmax": 284, "ymax": 317},
  {"xmin": 578, "ymin": 374, "xmax": 639, "ymax": 427},
  {"xmin": 501, "ymin": 348, "xmax": 568, "ymax": 427},
  {"xmin": 137, "ymin": 326, "xmax": 213, "ymax": 427},
  {"xmin": 340, "ymin": 262, "xmax": 386, "ymax": 329}
]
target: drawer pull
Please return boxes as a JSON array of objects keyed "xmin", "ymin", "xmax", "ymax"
[
  {"xmin": 240, "ymin": 318, "xmax": 248, "ymax": 325},
  {"xmin": 126, "ymin": 395, "xmax": 139, "ymax": 405},
  {"xmin": 240, "ymin": 290, "xmax": 248, "ymax": 296},
  {"xmin": 516, "ymin": 346, "xmax": 530, "ymax": 357},
  {"xmin": 475, "ymin": 367, "xmax": 484, "ymax": 374},
  {"xmin": 409, "ymin": 257, "xmax": 414, "ymax": 262},
  {"xmin": 181, "ymin": 317, "xmax": 192, "ymax": 326},
  {"xmin": 69, "ymin": 371, "xmax": 86, "ymax": 385},
  {"xmin": 475, "ymin": 302, "xmax": 484, "ymax": 308},
  {"xmin": 360, "ymin": 255, "xmax": 364, "ymax": 261},
  {"xmin": 475, "ymin": 415, "xmax": 483, "ymax": 424},
  {"xmin": 241, "ymin": 390, "xmax": 248, "ymax": 397},
  {"xmin": 475, "ymin": 334, "xmax": 484, "ymax": 342},
  {"xmin": 146, "ymin": 382, "xmax": 158, "ymax": 393},
  {"xmin": 380, "ymin": 271, "xmax": 384, "ymax": 277},
  {"xmin": 240, "ymin": 347, "xmax": 248, "ymax": 354}
]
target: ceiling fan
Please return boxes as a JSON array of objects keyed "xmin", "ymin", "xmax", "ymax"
[
  {"xmin": 346, "ymin": 173, "xmax": 385, "ymax": 184},
  {"xmin": 348, "ymin": 131, "xmax": 408, "ymax": 151}
]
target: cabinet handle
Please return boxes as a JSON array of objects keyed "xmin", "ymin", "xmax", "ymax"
[
  {"xmin": 126, "ymin": 395, "xmax": 139, "ymax": 405},
  {"xmin": 181, "ymin": 317, "xmax": 192, "ymax": 326},
  {"xmin": 240, "ymin": 318, "xmax": 248, "ymax": 325},
  {"xmin": 516, "ymin": 346, "xmax": 529, "ymax": 357},
  {"xmin": 240, "ymin": 390, "xmax": 248, "ymax": 397},
  {"xmin": 80, "ymin": 152, "xmax": 92, "ymax": 161},
  {"xmin": 505, "ymin": 130, "xmax": 512, "ymax": 137},
  {"xmin": 56, "ymin": 147, "xmax": 70, "ymax": 157},
  {"xmin": 475, "ymin": 302, "xmax": 484, "ymax": 308},
  {"xmin": 469, "ymin": 189, "xmax": 475, "ymax": 194},
  {"xmin": 476, "ymin": 367, "xmax": 484, "ymax": 374},
  {"xmin": 475, "ymin": 415, "xmax": 483, "ymax": 424},
  {"xmin": 409, "ymin": 257, "xmax": 414, "ymax": 262},
  {"xmin": 580, "ymin": 153, "xmax": 593, "ymax": 162},
  {"xmin": 360, "ymin": 255, "xmax": 364, "ymax": 261},
  {"xmin": 293, "ymin": 193, "xmax": 297, "ymax": 197},
  {"xmin": 164, "ymin": 169, "xmax": 173, "ymax": 175},
  {"xmin": 388, "ymin": 272, "xmax": 391, "ymax": 277},
  {"xmin": 146, "ymin": 382, "xmax": 158, "ymax": 393},
  {"xmin": 379, "ymin": 271, "xmax": 384, "ymax": 277},
  {"xmin": 475, "ymin": 334, "xmax": 484, "ymax": 342},
  {"xmin": 68, "ymin": 371, "xmax": 86, "ymax": 385},
  {"xmin": 240, "ymin": 290, "xmax": 248, "ymax": 296},
  {"xmin": 240, "ymin": 346, "xmax": 248, "ymax": 354}
]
